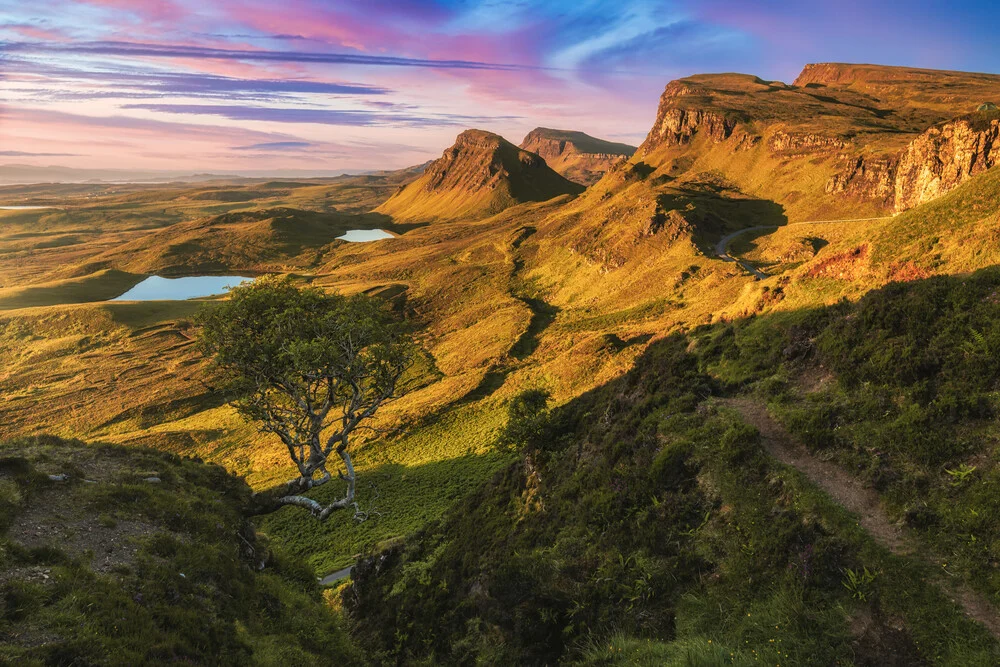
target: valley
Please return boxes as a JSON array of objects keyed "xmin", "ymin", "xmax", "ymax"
[{"xmin": 4, "ymin": 61, "xmax": 1000, "ymax": 663}]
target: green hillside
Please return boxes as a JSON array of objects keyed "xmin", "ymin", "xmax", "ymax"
[{"xmin": 0, "ymin": 436, "xmax": 358, "ymax": 664}]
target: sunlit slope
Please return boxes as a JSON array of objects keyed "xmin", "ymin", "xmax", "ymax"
[
  {"xmin": 377, "ymin": 129, "xmax": 583, "ymax": 222},
  {"xmin": 723, "ymin": 162, "xmax": 1000, "ymax": 313},
  {"xmin": 64, "ymin": 207, "xmax": 403, "ymax": 277},
  {"xmin": 621, "ymin": 65, "xmax": 1000, "ymax": 222}
]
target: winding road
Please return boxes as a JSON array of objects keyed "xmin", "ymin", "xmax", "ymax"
[
  {"xmin": 714, "ymin": 216, "xmax": 894, "ymax": 280},
  {"xmin": 319, "ymin": 565, "xmax": 354, "ymax": 586}
]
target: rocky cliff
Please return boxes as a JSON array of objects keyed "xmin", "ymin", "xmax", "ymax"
[
  {"xmin": 826, "ymin": 113, "xmax": 1000, "ymax": 212},
  {"xmin": 826, "ymin": 155, "xmax": 898, "ymax": 205},
  {"xmin": 894, "ymin": 114, "xmax": 1000, "ymax": 211},
  {"xmin": 632, "ymin": 66, "xmax": 1000, "ymax": 217},
  {"xmin": 377, "ymin": 129, "xmax": 583, "ymax": 221},
  {"xmin": 519, "ymin": 128, "xmax": 635, "ymax": 186},
  {"xmin": 639, "ymin": 80, "xmax": 738, "ymax": 154}
]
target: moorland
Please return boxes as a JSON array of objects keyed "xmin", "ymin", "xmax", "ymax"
[{"xmin": 3, "ymin": 62, "xmax": 1000, "ymax": 664}]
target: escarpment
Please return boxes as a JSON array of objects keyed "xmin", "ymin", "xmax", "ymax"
[
  {"xmin": 893, "ymin": 115, "xmax": 1000, "ymax": 211},
  {"xmin": 519, "ymin": 128, "xmax": 635, "ymax": 186},
  {"xmin": 632, "ymin": 65, "xmax": 1000, "ymax": 217},
  {"xmin": 826, "ymin": 114, "xmax": 1000, "ymax": 212}
]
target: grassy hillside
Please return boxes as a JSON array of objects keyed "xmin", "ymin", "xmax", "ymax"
[
  {"xmin": 0, "ymin": 436, "xmax": 358, "ymax": 664},
  {"xmin": 348, "ymin": 331, "xmax": 1000, "ymax": 665}
]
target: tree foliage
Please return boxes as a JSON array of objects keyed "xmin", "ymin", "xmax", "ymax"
[
  {"xmin": 497, "ymin": 388, "xmax": 551, "ymax": 453},
  {"xmin": 198, "ymin": 276, "xmax": 416, "ymax": 519}
]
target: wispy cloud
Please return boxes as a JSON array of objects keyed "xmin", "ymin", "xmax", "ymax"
[
  {"xmin": 3, "ymin": 40, "xmax": 544, "ymax": 72},
  {"xmin": 122, "ymin": 103, "xmax": 520, "ymax": 127},
  {"xmin": 232, "ymin": 141, "xmax": 313, "ymax": 150},
  {"xmin": 4, "ymin": 57, "xmax": 391, "ymax": 100}
]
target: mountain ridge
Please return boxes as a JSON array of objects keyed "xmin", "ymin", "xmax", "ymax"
[{"xmin": 519, "ymin": 128, "xmax": 635, "ymax": 186}]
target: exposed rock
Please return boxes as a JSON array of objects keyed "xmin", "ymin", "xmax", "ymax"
[
  {"xmin": 733, "ymin": 132, "xmax": 762, "ymax": 151},
  {"xmin": 769, "ymin": 131, "xmax": 849, "ymax": 154},
  {"xmin": 640, "ymin": 80, "xmax": 736, "ymax": 154},
  {"xmin": 826, "ymin": 154, "xmax": 898, "ymax": 204},
  {"xmin": 647, "ymin": 107, "xmax": 735, "ymax": 151},
  {"xmin": 519, "ymin": 128, "xmax": 635, "ymax": 186},
  {"xmin": 825, "ymin": 113, "xmax": 1000, "ymax": 211},
  {"xmin": 893, "ymin": 116, "xmax": 1000, "ymax": 212}
]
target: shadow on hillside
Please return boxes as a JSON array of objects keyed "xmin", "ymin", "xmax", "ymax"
[
  {"xmin": 511, "ymin": 297, "xmax": 560, "ymax": 360},
  {"xmin": 653, "ymin": 185, "xmax": 789, "ymax": 254},
  {"xmin": 346, "ymin": 265, "xmax": 1000, "ymax": 664},
  {"xmin": 255, "ymin": 450, "xmax": 506, "ymax": 572}
]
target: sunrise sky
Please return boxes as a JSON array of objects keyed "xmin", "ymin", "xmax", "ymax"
[{"xmin": 2, "ymin": 0, "xmax": 998, "ymax": 174}]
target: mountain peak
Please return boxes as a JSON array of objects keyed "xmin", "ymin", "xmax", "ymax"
[{"xmin": 377, "ymin": 129, "xmax": 583, "ymax": 221}]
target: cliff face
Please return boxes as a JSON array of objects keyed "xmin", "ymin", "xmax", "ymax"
[
  {"xmin": 826, "ymin": 155, "xmax": 898, "ymax": 204},
  {"xmin": 825, "ymin": 114, "xmax": 1000, "ymax": 212},
  {"xmin": 377, "ymin": 129, "xmax": 583, "ymax": 221},
  {"xmin": 639, "ymin": 80, "xmax": 737, "ymax": 154},
  {"xmin": 893, "ymin": 116, "xmax": 1000, "ymax": 211},
  {"xmin": 619, "ymin": 65, "xmax": 1000, "ymax": 221},
  {"xmin": 519, "ymin": 128, "xmax": 635, "ymax": 186}
]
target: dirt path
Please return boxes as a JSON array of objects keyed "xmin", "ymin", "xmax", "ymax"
[
  {"xmin": 713, "ymin": 216, "xmax": 895, "ymax": 281},
  {"xmin": 718, "ymin": 397, "xmax": 1000, "ymax": 639}
]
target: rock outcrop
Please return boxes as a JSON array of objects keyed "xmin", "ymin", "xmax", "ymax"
[
  {"xmin": 639, "ymin": 80, "xmax": 738, "ymax": 154},
  {"xmin": 769, "ymin": 131, "xmax": 849, "ymax": 154},
  {"xmin": 825, "ymin": 114, "xmax": 1000, "ymax": 211},
  {"xmin": 826, "ymin": 155, "xmax": 898, "ymax": 204},
  {"xmin": 519, "ymin": 128, "xmax": 635, "ymax": 186},
  {"xmin": 377, "ymin": 130, "xmax": 583, "ymax": 221},
  {"xmin": 893, "ymin": 115, "xmax": 1000, "ymax": 211}
]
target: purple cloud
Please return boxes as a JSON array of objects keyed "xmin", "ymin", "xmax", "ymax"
[
  {"xmin": 3, "ymin": 40, "xmax": 543, "ymax": 72},
  {"xmin": 122, "ymin": 103, "xmax": 521, "ymax": 127},
  {"xmin": 4, "ymin": 57, "xmax": 391, "ymax": 100},
  {"xmin": 232, "ymin": 141, "xmax": 313, "ymax": 150}
]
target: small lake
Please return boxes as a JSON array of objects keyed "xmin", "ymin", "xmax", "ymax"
[
  {"xmin": 0, "ymin": 206, "xmax": 57, "ymax": 210},
  {"xmin": 337, "ymin": 229, "xmax": 394, "ymax": 242},
  {"xmin": 112, "ymin": 276, "xmax": 252, "ymax": 301}
]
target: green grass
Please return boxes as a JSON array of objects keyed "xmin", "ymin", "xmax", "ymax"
[
  {"xmin": 346, "ymin": 335, "xmax": 1000, "ymax": 664},
  {"xmin": 694, "ymin": 266, "xmax": 1000, "ymax": 611},
  {"xmin": 0, "ymin": 435, "xmax": 359, "ymax": 664},
  {"xmin": 257, "ymin": 401, "xmax": 509, "ymax": 573}
]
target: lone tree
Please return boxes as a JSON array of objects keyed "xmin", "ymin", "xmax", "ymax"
[{"xmin": 199, "ymin": 276, "xmax": 415, "ymax": 520}]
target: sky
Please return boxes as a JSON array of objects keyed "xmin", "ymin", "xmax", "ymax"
[{"xmin": 1, "ymin": 1, "xmax": 998, "ymax": 175}]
